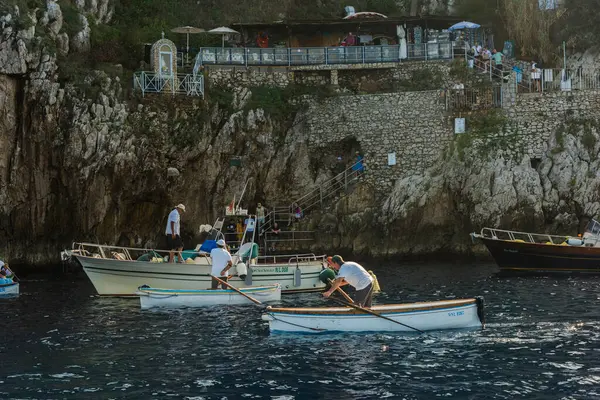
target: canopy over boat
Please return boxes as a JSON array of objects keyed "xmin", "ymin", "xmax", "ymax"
[
  {"xmin": 262, "ymin": 298, "xmax": 485, "ymax": 333},
  {"xmin": 137, "ymin": 284, "xmax": 281, "ymax": 309}
]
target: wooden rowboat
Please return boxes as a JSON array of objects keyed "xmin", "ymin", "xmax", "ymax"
[
  {"xmin": 0, "ymin": 281, "xmax": 19, "ymax": 297},
  {"xmin": 137, "ymin": 284, "xmax": 281, "ymax": 309},
  {"xmin": 261, "ymin": 298, "xmax": 485, "ymax": 333}
]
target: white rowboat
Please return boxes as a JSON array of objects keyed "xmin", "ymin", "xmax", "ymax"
[
  {"xmin": 0, "ymin": 282, "xmax": 19, "ymax": 297},
  {"xmin": 262, "ymin": 298, "xmax": 485, "ymax": 333},
  {"xmin": 137, "ymin": 284, "xmax": 281, "ymax": 309}
]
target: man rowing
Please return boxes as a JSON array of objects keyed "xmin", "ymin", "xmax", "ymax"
[
  {"xmin": 210, "ymin": 239, "xmax": 233, "ymax": 289},
  {"xmin": 322, "ymin": 255, "xmax": 374, "ymax": 307}
]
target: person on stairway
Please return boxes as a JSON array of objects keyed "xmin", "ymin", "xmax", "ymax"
[{"xmin": 287, "ymin": 203, "xmax": 303, "ymax": 227}]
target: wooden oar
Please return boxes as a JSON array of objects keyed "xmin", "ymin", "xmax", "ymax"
[
  {"xmin": 328, "ymin": 278, "xmax": 354, "ymax": 303},
  {"xmin": 211, "ymin": 275, "xmax": 262, "ymax": 305},
  {"xmin": 328, "ymin": 297, "xmax": 426, "ymax": 334}
]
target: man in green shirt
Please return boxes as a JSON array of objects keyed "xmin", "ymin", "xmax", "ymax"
[{"xmin": 492, "ymin": 49, "xmax": 503, "ymax": 77}]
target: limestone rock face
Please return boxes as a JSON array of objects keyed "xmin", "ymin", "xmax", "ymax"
[
  {"xmin": 374, "ymin": 120, "xmax": 600, "ymax": 256},
  {"xmin": 0, "ymin": 0, "xmax": 599, "ymax": 264}
]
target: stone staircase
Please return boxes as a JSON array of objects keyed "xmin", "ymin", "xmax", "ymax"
[{"xmin": 258, "ymin": 160, "xmax": 365, "ymax": 254}]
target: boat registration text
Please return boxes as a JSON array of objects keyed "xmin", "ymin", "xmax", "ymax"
[{"xmin": 250, "ymin": 267, "xmax": 290, "ymax": 273}]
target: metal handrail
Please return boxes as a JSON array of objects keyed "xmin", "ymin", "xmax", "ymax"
[
  {"xmin": 196, "ymin": 43, "xmax": 461, "ymax": 67},
  {"xmin": 480, "ymin": 228, "xmax": 569, "ymax": 244},
  {"xmin": 133, "ymin": 71, "xmax": 204, "ymax": 97},
  {"xmin": 292, "ymin": 160, "xmax": 363, "ymax": 214}
]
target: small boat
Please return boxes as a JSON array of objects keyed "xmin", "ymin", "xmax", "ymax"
[
  {"xmin": 261, "ymin": 298, "xmax": 485, "ymax": 333},
  {"xmin": 471, "ymin": 219, "xmax": 600, "ymax": 273},
  {"xmin": 0, "ymin": 281, "xmax": 19, "ymax": 297},
  {"xmin": 137, "ymin": 284, "xmax": 281, "ymax": 309},
  {"xmin": 62, "ymin": 242, "xmax": 326, "ymax": 296}
]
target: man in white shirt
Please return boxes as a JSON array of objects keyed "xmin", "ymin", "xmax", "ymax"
[
  {"xmin": 210, "ymin": 239, "xmax": 233, "ymax": 289},
  {"xmin": 322, "ymin": 255, "xmax": 374, "ymax": 307},
  {"xmin": 165, "ymin": 204, "xmax": 185, "ymax": 263}
]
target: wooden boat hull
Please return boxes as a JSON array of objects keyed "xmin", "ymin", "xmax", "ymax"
[
  {"xmin": 137, "ymin": 284, "xmax": 281, "ymax": 309},
  {"xmin": 0, "ymin": 282, "xmax": 19, "ymax": 297},
  {"xmin": 262, "ymin": 298, "xmax": 485, "ymax": 334},
  {"xmin": 480, "ymin": 237, "xmax": 600, "ymax": 273},
  {"xmin": 76, "ymin": 255, "xmax": 325, "ymax": 296}
]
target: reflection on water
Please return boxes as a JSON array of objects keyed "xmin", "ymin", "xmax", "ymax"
[{"xmin": 2, "ymin": 261, "xmax": 600, "ymax": 398}]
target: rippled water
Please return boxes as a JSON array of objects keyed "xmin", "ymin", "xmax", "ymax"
[{"xmin": 2, "ymin": 261, "xmax": 600, "ymax": 399}]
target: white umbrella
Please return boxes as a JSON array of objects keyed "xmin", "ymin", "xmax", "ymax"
[
  {"xmin": 208, "ymin": 26, "xmax": 240, "ymax": 48},
  {"xmin": 171, "ymin": 26, "xmax": 205, "ymax": 54}
]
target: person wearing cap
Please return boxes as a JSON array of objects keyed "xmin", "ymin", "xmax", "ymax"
[
  {"xmin": 323, "ymin": 255, "xmax": 374, "ymax": 307},
  {"xmin": 165, "ymin": 204, "xmax": 186, "ymax": 263},
  {"xmin": 0, "ymin": 261, "xmax": 12, "ymax": 280},
  {"xmin": 210, "ymin": 239, "xmax": 233, "ymax": 289}
]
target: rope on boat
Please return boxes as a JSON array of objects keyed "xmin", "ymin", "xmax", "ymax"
[
  {"xmin": 147, "ymin": 294, "xmax": 178, "ymax": 299},
  {"xmin": 268, "ymin": 313, "xmax": 327, "ymax": 332}
]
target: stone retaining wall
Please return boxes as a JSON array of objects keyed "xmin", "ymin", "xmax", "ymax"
[
  {"xmin": 207, "ymin": 61, "xmax": 454, "ymax": 92},
  {"xmin": 305, "ymin": 91, "xmax": 451, "ymax": 192},
  {"xmin": 505, "ymin": 90, "xmax": 600, "ymax": 157}
]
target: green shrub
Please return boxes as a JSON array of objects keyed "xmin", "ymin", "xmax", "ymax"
[
  {"xmin": 90, "ymin": 23, "xmax": 122, "ymax": 63},
  {"xmin": 60, "ymin": 0, "xmax": 84, "ymax": 37}
]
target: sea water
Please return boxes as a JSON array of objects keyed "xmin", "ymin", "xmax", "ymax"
[{"xmin": 1, "ymin": 261, "xmax": 600, "ymax": 399}]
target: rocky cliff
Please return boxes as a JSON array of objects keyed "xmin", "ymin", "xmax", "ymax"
[
  {"xmin": 0, "ymin": 3, "xmax": 327, "ymax": 264},
  {"xmin": 1, "ymin": 0, "xmax": 600, "ymax": 265}
]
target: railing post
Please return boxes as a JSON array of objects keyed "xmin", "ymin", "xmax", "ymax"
[
  {"xmin": 344, "ymin": 169, "xmax": 348, "ymax": 190},
  {"xmin": 362, "ymin": 46, "xmax": 365, "ymax": 64},
  {"xmin": 288, "ymin": 48, "xmax": 291, "ymax": 67},
  {"xmin": 320, "ymin": 187, "xmax": 323, "ymax": 207},
  {"xmin": 325, "ymin": 47, "xmax": 328, "ymax": 65},
  {"xmin": 425, "ymin": 43, "xmax": 428, "ymax": 61}
]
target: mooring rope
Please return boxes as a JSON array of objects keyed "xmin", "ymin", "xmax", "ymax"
[{"xmin": 268, "ymin": 313, "xmax": 327, "ymax": 332}]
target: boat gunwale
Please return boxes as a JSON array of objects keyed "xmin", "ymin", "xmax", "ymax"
[
  {"xmin": 267, "ymin": 299, "xmax": 477, "ymax": 315},
  {"xmin": 137, "ymin": 285, "xmax": 280, "ymax": 296},
  {"xmin": 69, "ymin": 242, "xmax": 327, "ymax": 265},
  {"xmin": 0, "ymin": 282, "xmax": 18, "ymax": 288},
  {"xmin": 74, "ymin": 254, "xmax": 325, "ymax": 268}
]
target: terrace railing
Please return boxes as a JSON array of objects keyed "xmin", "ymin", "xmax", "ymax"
[
  {"xmin": 195, "ymin": 43, "xmax": 463, "ymax": 67},
  {"xmin": 519, "ymin": 68, "xmax": 600, "ymax": 93},
  {"xmin": 133, "ymin": 72, "xmax": 204, "ymax": 97},
  {"xmin": 446, "ymin": 86, "xmax": 503, "ymax": 111}
]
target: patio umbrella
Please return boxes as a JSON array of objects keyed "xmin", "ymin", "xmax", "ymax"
[
  {"xmin": 448, "ymin": 21, "xmax": 481, "ymax": 31},
  {"xmin": 171, "ymin": 26, "xmax": 205, "ymax": 54},
  {"xmin": 208, "ymin": 26, "xmax": 240, "ymax": 48}
]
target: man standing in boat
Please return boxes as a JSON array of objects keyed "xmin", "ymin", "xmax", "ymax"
[
  {"xmin": 165, "ymin": 204, "xmax": 186, "ymax": 263},
  {"xmin": 323, "ymin": 255, "xmax": 374, "ymax": 307},
  {"xmin": 210, "ymin": 239, "xmax": 233, "ymax": 289}
]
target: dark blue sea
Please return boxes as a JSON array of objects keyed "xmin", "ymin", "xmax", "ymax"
[{"xmin": 2, "ymin": 261, "xmax": 600, "ymax": 399}]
